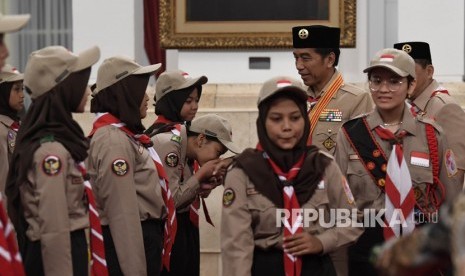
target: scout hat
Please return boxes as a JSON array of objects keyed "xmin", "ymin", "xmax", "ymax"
[
  {"xmin": 189, "ymin": 114, "xmax": 240, "ymax": 154},
  {"xmin": 24, "ymin": 45, "xmax": 101, "ymax": 99},
  {"xmin": 292, "ymin": 25, "xmax": 340, "ymax": 48},
  {"xmin": 393, "ymin": 41, "xmax": 432, "ymax": 63},
  {"xmin": 257, "ymin": 76, "xmax": 307, "ymax": 106},
  {"xmin": 0, "ymin": 64, "xmax": 23, "ymax": 84},
  {"xmin": 155, "ymin": 70, "xmax": 207, "ymax": 101},
  {"xmin": 0, "ymin": 12, "xmax": 30, "ymax": 33},
  {"xmin": 363, "ymin": 48, "xmax": 416, "ymax": 78},
  {"xmin": 95, "ymin": 56, "xmax": 161, "ymax": 94}
]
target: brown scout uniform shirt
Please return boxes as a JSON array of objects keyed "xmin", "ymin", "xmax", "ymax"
[
  {"xmin": 20, "ymin": 141, "xmax": 88, "ymax": 276},
  {"xmin": 307, "ymin": 70, "xmax": 374, "ymax": 155},
  {"xmin": 221, "ymin": 154, "xmax": 363, "ymax": 276},
  {"xmin": 411, "ymin": 79, "xmax": 465, "ymax": 183},
  {"xmin": 335, "ymin": 106, "xmax": 462, "ymax": 213},
  {"xmin": 0, "ymin": 114, "xmax": 17, "ymax": 203},
  {"xmin": 87, "ymin": 125, "xmax": 165, "ymax": 276},
  {"xmin": 151, "ymin": 125, "xmax": 199, "ymax": 213}
]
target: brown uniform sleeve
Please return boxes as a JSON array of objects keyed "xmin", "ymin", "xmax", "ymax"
[
  {"xmin": 434, "ymin": 103, "xmax": 465, "ymax": 174},
  {"xmin": 95, "ymin": 132, "xmax": 147, "ymax": 276},
  {"xmin": 34, "ymin": 144, "xmax": 73, "ymax": 276},
  {"xmin": 221, "ymin": 167, "xmax": 254, "ymax": 276},
  {"xmin": 0, "ymin": 129, "xmax": 8, "ymax": 201},
  {"xmin": 314, "ymin": 160, "xmax": 363, "ymax": 254},
  {"xmin": 152, "ymin": 134, "xmax": 199, "ymax": 209},
  {"xmin": 436, "ymin": 131, "xmax": 462, "ymax": 203},
  {"xmin": 349, "ymin": 90, "xmax": 374, "ymax": 119}
]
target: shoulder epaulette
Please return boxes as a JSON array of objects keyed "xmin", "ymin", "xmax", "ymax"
[
  {"xmin": 340, "ymin": 83, "xmax": 367, "ymax": 95},
  {"xmin": 416, "ymin": 116, "xmax": 442, "ymax": 132}
]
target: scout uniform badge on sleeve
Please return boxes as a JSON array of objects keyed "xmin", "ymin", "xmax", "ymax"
[
  {"xmin": 43, "ymin": 155, "xmax": 61, "ymax": 176},
  {"xmin": 165, "ymin": 152, "xmax": 179, "ymax": 167},
  {"xmin": 7, "ymin": 130, "xmax": 16, "ymax": 153},
  {"xmin": 170, "ymin": 134, "xmax": 181, "ymax": 144},
  {"xmin": 223, "ymin": 188, "xmax": 235, "ymax": 207},
  {"xmin": 112, "ymin": 159, "xmax": 129, "ymax": 176},
  {"xmin": 445, "ymin": 149, "xmax": 458, "ymax": 177}
]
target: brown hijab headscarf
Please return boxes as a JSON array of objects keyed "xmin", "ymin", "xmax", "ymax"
[{"xmin": 234, "ymin": 92, "xmax": 331, "ymax": 207}]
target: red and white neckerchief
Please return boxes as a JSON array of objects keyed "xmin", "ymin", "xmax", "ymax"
[
  {"xmin": 374, "ymin": 126, "xmax": 415, "ymax": 240},
  {"xmin": 9, "ymin": 121, "xmax": 20, "ymax": 132},
  {"xmin": 188, "ymin": 160, "xmax": 214, "ymax": 228},
  {"xmin": 306, "ymin": 96, "xmax": 319, "ymax": 112},
  {"xmin": 89, "ymin": 112, "xmax": 177, "ymax": 271},
  {"xmin": 75, "ymin": 163, "xmax": 108, "ymax": 276},
  {"xmin": 0, "ymin": 193, "xmax": 24, "ymax": 276},
  {"xmin": 153, "ymin": 115, "xmax": 173, "ymax": 125},
  {"xmin": 258, "ymin": 144, "xmax": 305, "ymax": 276}
]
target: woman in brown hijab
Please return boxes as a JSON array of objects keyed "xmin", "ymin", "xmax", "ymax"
[
  {"xmin": 221, "ymin": 76, "xmax": 363, "ymax": 276},
  {"xmin": 6, "ymin": 45, "xmax": 103, "ymax": 276},
  {"xmin": 0, "ymin": 65, "xmax": 24, "ymax": 199}
]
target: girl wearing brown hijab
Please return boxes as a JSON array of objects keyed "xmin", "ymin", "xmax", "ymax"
[
  {"xmin": 87, "ymin": 56, "xmax": 168, "ymax": 276},
  {"xmin": 145, "ymin": 70, "xmax": 207, "ymax": 137},
  {"xmin": 6, "ymin": 45, "xmax": 103, "ymax": 276},
  {"xmin": 221, "ymin": 76, "xmax": 362, "ymax": 276},
  {"xmin": 0, "ymin": 65, "xmax": 24, "ymax": 199}
]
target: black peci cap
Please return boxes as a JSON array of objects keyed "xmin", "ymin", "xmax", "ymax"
[
  {"xmin": 292, "ymin": 25, "xmax": 340, "ymax": 48},
  {"xmin": 393, "ymin": 41, "xmax": 432, "ymax": 63}
]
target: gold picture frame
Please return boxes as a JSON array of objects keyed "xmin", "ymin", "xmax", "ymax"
[{"xmin": 159, "ymin": 0, "xmax": 356, "ymax": 49}]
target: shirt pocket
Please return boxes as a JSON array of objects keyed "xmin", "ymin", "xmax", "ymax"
[
  {"xmin": 408, "ymin": 164, "xmax": 434, "ymax": 208},
  {"xmin": 66, "ymin": 161, "xmax": 86, "ymax": 212},
  {"xmin": 347, "ymin": 160, "xmax": 380, "ymax": 208},
  {"xmin": 303, "ymin": 189, "xmax": 330, "ymax": 234},
  {"xmin": 248, "ymin": 194, "xmax": 279, "ymax": 236}
]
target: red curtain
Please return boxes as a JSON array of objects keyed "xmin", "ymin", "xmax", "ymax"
[{"xmin": 143, "ymin": 0, "xmax": 166, "ymax": 75}]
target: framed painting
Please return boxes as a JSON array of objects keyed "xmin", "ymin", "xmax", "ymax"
[{"xmin": 159, "ymin": 0, "xmax": 356, "ymax": 49}]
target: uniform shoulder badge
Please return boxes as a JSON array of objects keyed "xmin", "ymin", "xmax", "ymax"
[
  {"xmin": 42, "ymin": 155, "xmax": 61, "ymax": 176},
  {"xmin": 170, "ymin": 134, "xmax": 182, "ymax": 144},
  {"xmin": 7, "ymin": 130, "xmax": 16, "ymax": 154},
  {"xmin": 341, "ymin": 83, "xmax": 365, "ymax": 95},
  {"xmin": 445, "ymin": 149, "xmax": 458, "ymax": 177},
  {"xmin": 112, "ymin": 159, "xmax": 129, "ymax": 176},
  {"xmin": 223, "ymin": 188, "xmax": 235, "ymax": 207},
  {"xmin": 165, "ymin": 152, "xmax": 179, "ymax": 167}
]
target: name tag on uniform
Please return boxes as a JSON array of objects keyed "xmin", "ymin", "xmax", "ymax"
[
  {"xmin": 72, "ymin": 177, "xmax": 84, "ymax": 185},
  {"xmin": 410, "ymin": 151, "xmax": 429, "ymax": 167},
  {"xmin": 246, "ymin": 188, "xmax": 259, "ymax": 195},
  {"xmin": 349, "ymin": 154, "xmax": 359, "ymax": 160}
]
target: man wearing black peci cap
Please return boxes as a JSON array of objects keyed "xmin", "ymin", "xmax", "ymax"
[
  {"xmin": 394, "ymin": 41, "xmax": 465, "ymax": 186},
  {"xmin": 292, "ymin": 25, "xmax": 373, "ymax": 156},
  {"xmin": 292, "ymin": 24, "xmax": 373, "ymax": 276}
]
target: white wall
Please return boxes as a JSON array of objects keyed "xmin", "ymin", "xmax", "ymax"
[
  {"xmin": 398, "ymin": 0, "xmax": 464, "ymax": 81},
  {"xmin": 72, "ymin": 0, "xmax": 139, "ymax": 84},
  {"xmin": 72, "ymin": 0, "xmax": 464, "ymax": 84}
]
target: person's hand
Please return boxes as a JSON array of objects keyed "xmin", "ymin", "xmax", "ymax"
[
  {"xmin": 195, "ymin": 159, "xmax": 221, "ymax": 183},
  {"xmin": 213, "ymin": 157, "xmax": 233, "ymax": 175},
  {"xmin": 282, "ymin": 232, "xmax": 323, "ymax": 256},
  {"xmin": 198, "ymin": 176, "xmax": 221, "ymax": 198}
]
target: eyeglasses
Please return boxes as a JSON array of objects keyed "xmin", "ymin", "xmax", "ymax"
[{"xmin": 368, "ymin": 78, "xmax": 404, "ymax": 92}]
